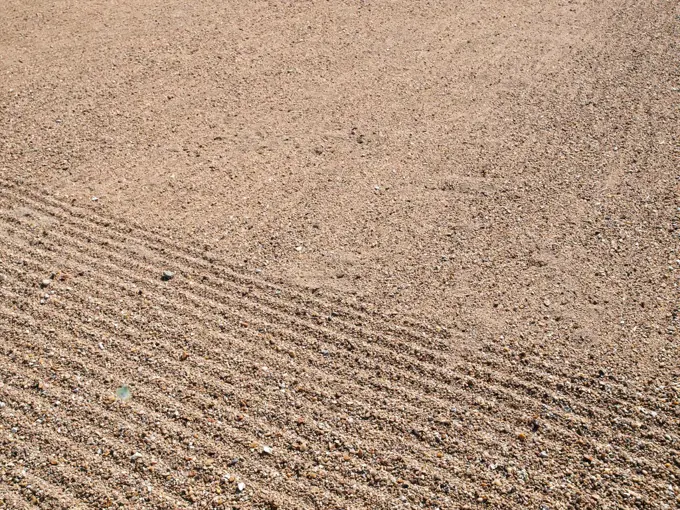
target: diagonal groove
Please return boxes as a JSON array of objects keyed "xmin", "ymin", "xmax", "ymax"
[
  {"xmin": 0, "ymin": 237, "xmax": 668, "ymax": 504},
  {"xmin": 0, "ymin": 202, "xmax": 676, "ymax": 475},
  {"xmin": 0, "ymin": 344, "xmax": 337, "ymax": 510},
  {"xmin": 0, "ymin": 183, "xmax": 673, "ymax": 430},
  {"xmin": 0, "ymin": 284, "xmax": 521, "ymax": 508}
]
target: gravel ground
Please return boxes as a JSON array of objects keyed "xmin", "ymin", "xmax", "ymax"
[{"xmin": 0, "ymin": 0, "xmax": 679, "ymax": 508}]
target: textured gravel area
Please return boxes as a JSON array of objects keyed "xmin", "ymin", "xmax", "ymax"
[{"xmin": 0, "ymin": 0, "xmax": 679, "ymax": 508}]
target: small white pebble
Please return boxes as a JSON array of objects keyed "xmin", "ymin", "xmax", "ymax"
[{"xmin": 237, "ymin": 482, "xmax": 246, "ymax": 492}]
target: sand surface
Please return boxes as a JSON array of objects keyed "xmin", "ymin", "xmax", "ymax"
[{"xmin": 1, "ymin": 0, "xmax": 679, "ymax": 508}]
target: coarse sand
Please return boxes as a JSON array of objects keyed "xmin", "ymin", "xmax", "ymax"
[{"xmin": 0, "ymin": 1, "xmax": 679, "ymax": 508}]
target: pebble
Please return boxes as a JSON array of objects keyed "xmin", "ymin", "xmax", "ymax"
[
  {"xmin": 262, "ymin": 445, "xmax": 273, "ymax": 455},
  {"xmin": 130, "ymin": 452, "xmax": 143, "ymax": 462},
  {"xmin": 237, "ymin": 482, "xmax": 246, "ymax": 492},
  {"xmin": 161, "ymin": 270, "xmax": 175, "ymax": 281},
  {"xmin": 116, "ymin": 386, "xmax": 131, "ymax": 401},
  {"xmin": 40, "ymin": 279, "xmax": 51, "ymax": 288}
]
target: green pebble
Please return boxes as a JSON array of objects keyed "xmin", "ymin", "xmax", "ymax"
[{"xmin": 116, "ymin": 385, "xmax": 131, "ymax": 401}]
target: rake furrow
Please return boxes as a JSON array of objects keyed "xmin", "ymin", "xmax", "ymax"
[
  {"xmin": 1, "ymin": 210, "xmax": 676, "ymax": 480},
  {"xmin": 0, "ymin": 236, "xmax": 672, "ymax": 506}
]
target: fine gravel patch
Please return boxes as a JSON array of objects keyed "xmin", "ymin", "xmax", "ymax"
[{"xmin": 0, "ymin": 1, "xmax": 678, "ymax": 508}]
